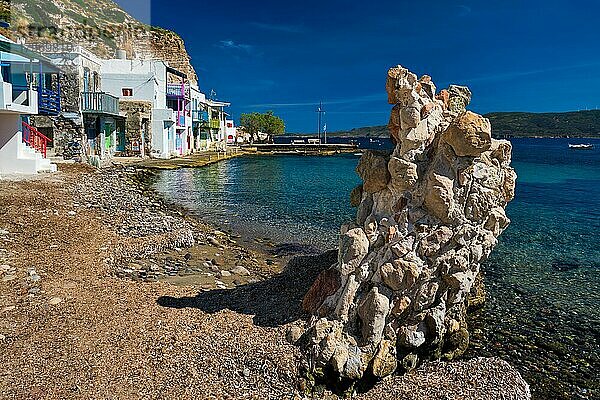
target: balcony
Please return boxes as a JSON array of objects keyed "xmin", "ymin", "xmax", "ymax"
[
  {"xmin": 192, "ymin": 110, "xmax": 209, "ymax": 123},
  {"xmin": 0, "ymin": 83, "xmax": 38, "ymax": 114},
  {"xmin": 209, "ymin": 119, "xmax": 220, "ymax": 129},
  {"xmin": 166, "ymin": 84, "xmax": 190, "ymax": 99},
  {"xmin": 37, "ymin": 87, "xmax": 60, "ymax": 116},
  {"xmin": 198, "ymin": 118, "xmax": 221, "ymax": 129},
  {"xmin": 81, "ymin": 92, "xmax": 120, "ymax": 116}
]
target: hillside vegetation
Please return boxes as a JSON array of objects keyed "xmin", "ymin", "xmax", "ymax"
[
  {"xmin": 485, "ymin": 110, "xmax": 600, "ymax": 138},
  {"xmin": 1, "ymin": 0, "xmax": 198, "ymax": 84},
  {"xmin": 319, "ymin": 110, "xmax": 600, "ymax": 138}
]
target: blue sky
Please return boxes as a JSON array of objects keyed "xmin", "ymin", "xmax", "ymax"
[{"xmin": 116, "ymin": 0, "xmax": 600, "ymax": 133}]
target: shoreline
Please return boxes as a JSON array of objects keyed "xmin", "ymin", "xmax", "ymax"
[{"xmin": 0, "ymin": 162, "xmax": 530, "ymax": 399}]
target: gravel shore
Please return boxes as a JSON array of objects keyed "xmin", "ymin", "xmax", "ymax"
[{"xmin": 0, "ymin": 164, "xmax": 530, "ymax": 399}]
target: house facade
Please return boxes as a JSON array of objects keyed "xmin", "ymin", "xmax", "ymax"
[
  {"xmin": 101, "ymin": 58, "xmax": 188, "ymax": 159},
  {"xmin": 198, "ymin": 99, "xmax": 230, "ymax": 151},
  {"xmin": 101, "ymin": 56, "xmax": 231, "ymax": 157},
  {"xmin": 225, "ymin": 118, "xmax": 236, "ymax": 145},
  {"xmin": 0, "ymin": 37, "xmax": 58, "ymax": 175},
  {"xmin": 11, "ymin": 42, "xmax": 232, "ymax": 164},
  {"xmin": 26, "ymin": 43, "xmax": 124, "ymax": 163}
]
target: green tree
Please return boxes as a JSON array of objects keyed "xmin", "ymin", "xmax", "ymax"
[{"xmin": 240, "ymin": 111, "xmax": 285, "ymax": 143}]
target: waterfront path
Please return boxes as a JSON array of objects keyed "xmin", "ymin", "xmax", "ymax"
[{"xmin": 114, "ymin": 148, "xmax": 245, "ymax": 170}]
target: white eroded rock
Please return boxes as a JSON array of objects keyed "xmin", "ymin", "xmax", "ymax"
[{"xmin": 300, "ymin": 65, "xmax": 516, "ymax": 382}]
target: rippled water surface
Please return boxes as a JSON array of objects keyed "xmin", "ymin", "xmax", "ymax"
[{"xmin": 155, "ymin": 138, "xmax": 600, "ymax": 399}]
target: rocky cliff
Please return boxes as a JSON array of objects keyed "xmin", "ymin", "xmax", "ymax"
[
  {"xmin": 298, "ymin": 66, "xmax": 517, "ymax": 386},
  {"xmin": 1, "ymin": 0, "xmax": 197, "ymax": 85}
]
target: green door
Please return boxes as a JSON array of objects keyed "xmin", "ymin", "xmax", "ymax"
[{"xmin": 104, "ymin": 123, "xmax": 113, "ymax": 150}]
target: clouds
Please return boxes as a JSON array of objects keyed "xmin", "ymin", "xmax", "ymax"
[
  {"xmin": 456, "ymin": 4, "xmax": 472, "ymax": 17},
  {"xmin": 216, "ymin": 40, "xmax": 254, "ymax": 53},
  {"xmin": 463, "ymin": 61, "xmax": 600, "ymax": 84}
]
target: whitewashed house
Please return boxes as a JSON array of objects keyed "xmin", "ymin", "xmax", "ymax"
[
  {"xmin": 100, "ymin": 57, "xmax": 187, "ymax": 159},
  {"xmin": 0, "ymin": 37, "xmax": 58, "ymax": 175},
  {"xmin": 225, "ymin": 118, "xmax": 236, "ymax": 145},
  {"xmin": 101, "ymin": 55, "xmax": 231, "ymax": 157},
  {"xmin": 200, "ymin": 99, "xmax": 230, "ymax": 151}
]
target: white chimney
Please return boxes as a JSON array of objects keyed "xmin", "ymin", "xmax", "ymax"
[{"xmin": 116, "ymin": 49, "xmax": 127, "ymax": 60}]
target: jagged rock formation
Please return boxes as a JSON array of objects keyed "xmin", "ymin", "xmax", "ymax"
[
  {"xmin": 1, "ymin": 0, "xmax": 197, "ymax": 84},
  {"xmin": 299, "ymin": 66, "xmax": 517, "ymax": 384}
]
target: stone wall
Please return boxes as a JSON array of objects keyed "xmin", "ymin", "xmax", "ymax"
[
  {"xmin": 119, "ymin": 100, "xmax": 152, "ymax": 156},
  {"xmin": 298, "ymin": 66, "xmax": 517, "ymax": 385},
  {"xmin": 30, "ymin": 114, "xmax": 83, "ymax": 157},
  {"xmin": 58, "ymin": 68, "xmax": 81, "ymax": 114}
]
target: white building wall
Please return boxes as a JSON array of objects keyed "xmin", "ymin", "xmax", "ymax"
[
  {"xmin": 100, "ymin": 59, "xmax": 168, "ymax": 109},
  {"xmin": 0, "ymin": 113, "xmax": 55, "ymax": 175},
  {"xmin": 101, "ymin": 59, "xmax": 175, "ymax": 159}
]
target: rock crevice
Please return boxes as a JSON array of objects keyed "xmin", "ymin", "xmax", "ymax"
[{"xmin": 300, "ymin": 65, "xmax": 517, "ymax": 383}]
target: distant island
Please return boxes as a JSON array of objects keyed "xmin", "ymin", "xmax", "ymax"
[{"xmin": 286, "ymin": 110, "xmax": 600, "ymax": 139}]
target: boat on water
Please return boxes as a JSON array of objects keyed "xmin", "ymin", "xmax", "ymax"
[{"xmin": 568, "ymin": 143, "xmax": 594, "ymax": 149}]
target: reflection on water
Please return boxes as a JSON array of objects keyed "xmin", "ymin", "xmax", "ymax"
[
  {"xmin": 155, "ymin": 154, "xmax": 361, "ymax": 251},
  {"xmin": 155, "ymin": 138, "xmax": 600, "ymax": 400}
]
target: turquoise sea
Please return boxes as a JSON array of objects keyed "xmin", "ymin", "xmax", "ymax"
[{"xmin": 154, "ymin": 138, "xmax": 600, "ymax": 400}]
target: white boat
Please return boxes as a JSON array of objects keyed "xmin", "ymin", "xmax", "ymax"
[{"xmin": 568, "ymin": 143, "xmax": 594, "ymax": 149}]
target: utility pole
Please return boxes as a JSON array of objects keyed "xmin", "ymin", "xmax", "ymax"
[{"xmin": 316, "ymin": 101, "xmax": 325, "ymax": 143}]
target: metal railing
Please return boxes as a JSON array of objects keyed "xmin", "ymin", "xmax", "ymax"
[
  {"xmin": 81, "ymin": 92, "xmax": 120, "ymax": 115},
  {"xmin": 22, "ymin": 121, "xmax": 52, "ymax": 158},
  {"xmin": 38, "ymin": 87, "xmax": 60, "ymax": 115},
  {"xmin": 192, "ymin": 110, "xmax": 209, "ymax": 122},
  {"xmin": 166, "ymin": 83, "xmax": 189, "ymax": 99}
]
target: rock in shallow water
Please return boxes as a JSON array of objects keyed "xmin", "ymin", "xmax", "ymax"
[{"xmin": 299, "ymin": 65, "xmax": 518, "ymax": 384}]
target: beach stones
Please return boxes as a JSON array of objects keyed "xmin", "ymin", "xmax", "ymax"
[{"xmin": 299, "ymin": 66, "xmax": 517, "ymax": 384}]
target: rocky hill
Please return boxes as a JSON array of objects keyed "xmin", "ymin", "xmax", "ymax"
[
  {"xmin": 485, "ymin": 110, "xmax": 600, "ymax": 138},
  {"xmin": 1, "ymin": 0, "xmax": 198, "ymax": 85}
]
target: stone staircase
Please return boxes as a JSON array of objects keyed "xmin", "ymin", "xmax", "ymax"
[
  {"xmin": 0, "ymin": 122, "xmax": 57, "ymax": 176},
  {"xmin": 19, "ymin": 142, "xmax": 57, "ymax": 173}
]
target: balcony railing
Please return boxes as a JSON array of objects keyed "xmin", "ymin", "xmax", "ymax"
[
  {"xmin": 10, "ymin": 85, "xmax": 60, "ymax": 115},
  {"xmin": 192, "ymin": 110, "xmax": 209, "ymax": 123},
  {"xmin": 81, "ymin": 92, "xmax": 120, "ymax": 116},
  {"xmin": 209, "ymin": 119, "xmax": 220, "ymax": 129},
  {"xmin": 166, "ymin": 84, "xmax": 189, "ymax": 99},
  {"xmin": 37, "ymin": 87, "xmax": 60, "ymax": 116},
  {"xmin": 198, "ymin": 118, "xmax": 221, "ymax": 129},
  {"xmin": 22, "ymin": 121, "xmax": 52, "ymax": 158}
]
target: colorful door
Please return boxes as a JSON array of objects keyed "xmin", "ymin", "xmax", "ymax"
[
  {"xmin": 104, "ymin": 123, "xmax": 113, "ymax": 150},
  {"xmin": 176, "ymin": 132, "xmax": 182, "ymax": 154},
  {"xmin": 116, "ymin": 129, "xmax": 126, "ymax": 152}
]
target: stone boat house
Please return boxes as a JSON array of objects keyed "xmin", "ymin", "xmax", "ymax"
[{"xmin": 26, "ymin": 43, "xmax": 125, "ymax": 164}]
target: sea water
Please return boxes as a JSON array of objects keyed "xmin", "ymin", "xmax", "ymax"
[{"xmin": 154, "ymin": 137, "xmax": 600, "ymax": 399}]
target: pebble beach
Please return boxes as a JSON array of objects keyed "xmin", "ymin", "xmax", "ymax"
[{"xmin": 0, "ymin": 163, "xmax": 530, "ymax": 399}]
